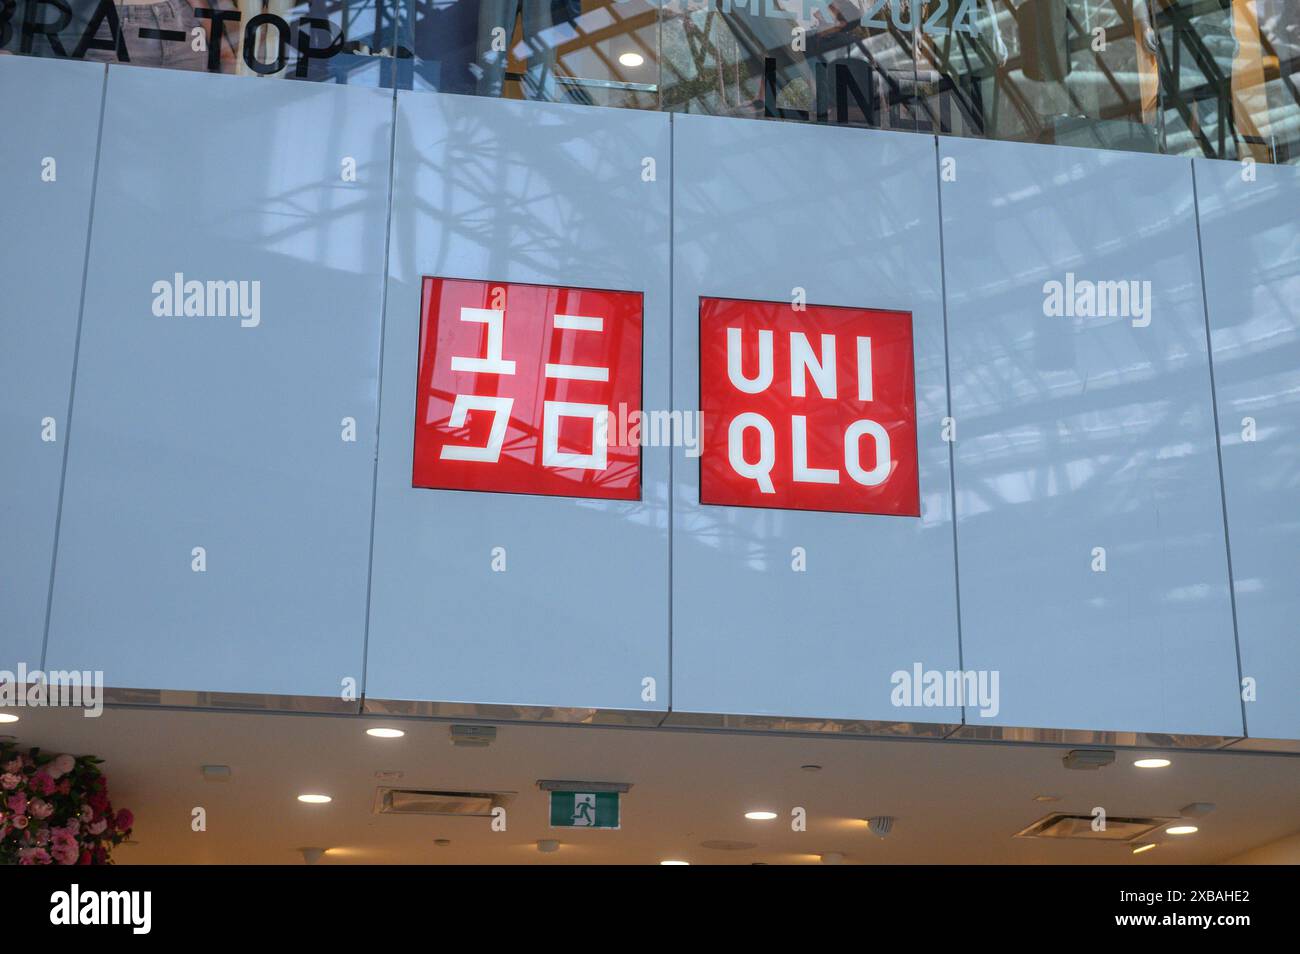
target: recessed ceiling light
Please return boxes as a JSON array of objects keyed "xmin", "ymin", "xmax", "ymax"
[
  {"xmin": 1166, "ymin": 825, "xmax": 1198, "ymax": 835},
  {"xmin": 1134, "ymin": 758, "xmax": 1171, "ymax": 768},
  {"xmin": 660, "ymin": 859, "xmax": 689, "ymax": 865},
  {"xmin": 1032, "ymin": 794, "xmax": 1061, "ymax": 802},
  {"xmin": 801, "ymin": 764, "xmax": 822, "ymax": 772},
  {"xmin": 366, "ymin": 727, "xmax": 405, "ymax": 738},
  {"xmin": 297, "ymin": 793, "xmax": 332, "ymax": 804},
  {"xmin": 0, "ymin": 713, "xmax": 19, "ymax": 724},
  {"xmin": 744, "ymin": 810, "xmax": 778, "ymax": 821},
  {"xmin": 1132, "ymin": 843, "xmax": 1157, "ymax": 854},
  {"xmin": 618, "ymin": 51, "xmax": 644, "ymax": 68}
]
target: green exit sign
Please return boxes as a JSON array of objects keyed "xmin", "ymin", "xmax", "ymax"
[{"xmin": 549, "ymin": 791, "xmax": 620, "ymax": 829}]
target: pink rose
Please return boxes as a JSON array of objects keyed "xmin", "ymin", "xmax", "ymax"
[
  {"xmin": 87, "ymin": 818, "xmax": 107, "ymax": 836},
  {"xmin": 47, "ymin": 754, "xmax": 76, "ymax": 780},
  {"xmin": 0, "ymin": 773, "xmax": 20, "ymax": 790},
  {"xmin": 114, "ymin": 809, "xmax": 134, "ymax": 832},
  {"xmin": 30, "ymin": 771, "xmax": 56, "ymax": 796},
  {"xmin": 18, "ymin": 847, "xmax": 51, "ymax": 865},
  {"xmin": 1, "ymin": 758, "xmax": 21, "ymax": 773},
  {"xmin": 5, "ymin": 792, "xmax": 26, "ymax": 815},
  {"xmin": 30, "ymin": 799, "xmax": 53, "ymax": 820},
  {"xmin": 50, "ymin": 833, "xmax": 78, "ymax": 865},
  {"xmin": 12, "ymin": 814, "xmax": 28, "ymax": 830}
]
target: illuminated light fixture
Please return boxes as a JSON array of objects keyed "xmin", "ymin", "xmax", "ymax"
[
  {"xmin": 1132, "ymin": 843, "xmax": 1157, "ymax": 854},
  {"xmin": 297, "ymin": 793, "xmax": 332, "ymax": 804},
  {"xmin": 366, "ymin": 727, "xmax": 405, "ymax": 739},
  {"xmin": 660, "ymin": 860, "xmax": 690, "ymax": 865},
  {"xmin": 1166, "ymin": 825, "xmax": 1198, "ymax": 835},
  {"xmin": 744, "ymin": 810, "xmax": 778, "ymax": 821},
  {"xmin": 1134, "ymin": 758, "xmax": 1171, "ymax": 768},
  {"xmin": 0, "ymin": 713, "xmax": 18, "ymax": 724},
  {"xmin": 618, "ymin": 51, "xmax": 644, "ymax": 68}
]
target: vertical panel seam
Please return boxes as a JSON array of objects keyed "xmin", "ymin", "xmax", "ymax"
[
  {"xmin": 40, "ymin": 63, "xmax": 110, "ymax": 673},
  {"xmin": 666, "ymin": 112, "xmax": 674, "ymax": 717},
  {"xmin": 932, "ymin": 135, "xmax": 966, "ymax": 728},
  {"xmin": 1190, "ymin": 160, "xmax": 1249, "ymax": 738},
  {"xmin": 358, "ymin": 84, "xmax": 400, "ymax": 714}
]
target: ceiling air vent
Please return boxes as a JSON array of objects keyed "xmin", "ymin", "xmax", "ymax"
[
  {"xmin": 373, "ymin": 788, "xmax": 512, "ymax": 817},
  {"xmin": 1014, "ymin": 812, "xmax": 1172, "ymax": 842}
]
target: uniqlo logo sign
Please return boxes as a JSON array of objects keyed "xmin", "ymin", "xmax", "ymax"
[
  {"xmin": 699, "ymin": 297, "xmax": 919, "ymax": 516},
  {"xmin": 413, "ymin": 278, "xmax": 642, "ymax": 500}
]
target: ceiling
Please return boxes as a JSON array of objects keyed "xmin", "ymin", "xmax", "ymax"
[{"xmin": 4, "ymin": 705, "xmax": 1297, "ymax": 864}]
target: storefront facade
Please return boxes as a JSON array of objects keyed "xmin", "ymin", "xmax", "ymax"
[{"xmin": 2, "ymin": 1, "xmax": 1297, "ymax": 751}]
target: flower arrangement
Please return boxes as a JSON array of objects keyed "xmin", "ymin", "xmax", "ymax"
[{"xmin": 0, "ymin": 742, "xmax": 134, "ymax": 865}]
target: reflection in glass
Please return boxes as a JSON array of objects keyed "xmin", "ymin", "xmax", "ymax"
[
  {"xmin": 0, "ymin": 0, "xmax": 393, "ymax": 83},
  {"xmin": 1155, "ymin": 0, "xmax": 1299, "ymax": 162},
  {"xmin": 401, "ymin": 0, "xmax": 660, "ymax": 107},
  {"xmin": 2, "ymin": 0, "xmax": 1297, "ymax": 162}
]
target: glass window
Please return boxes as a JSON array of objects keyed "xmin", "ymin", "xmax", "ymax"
[
  {"xmin": 0, "ymin": 0, "xmax": 394, "ymax": 83},
  {"xmin": 1155, "ymin": 0, "xmax": 1299, "ymax": 162},
  {"xmin": 399, "ymin": 0, "xmax": 661, "ymax": 108},
  {"xmin": 3, "ymin": 0, "xmax": 1297, "ymax": 162},
  {"xmin": 658, "ymin": 0, "xmax": 919, "ymax": 131}
]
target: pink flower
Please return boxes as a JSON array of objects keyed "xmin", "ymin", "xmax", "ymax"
[
  {"xmin": 18, "ymin": 847, "xmax": 51, "ymax": 865},
  {"xmin": 0, "ymin": 773, "xmax": 20, "ymax": 790},
  {"xmin": 12, "ymin": 814, "xmax": 28, "ymax": 830},
  {"xmin": 114, "ymin": 809, "xmax": 134, "ymax": 832},
  {"xmin": 29, "ymin": 799, "xmax": 53, "ymax": 819},
  {"xmin": 50, "ymin": 833, "xmax": 78, "ymax": 865},
  {"xmin": 1, "ymin": 758, "xmax": 20, "ymax": 773},
  {"xmin": 5, "ymin": 791, "xmax": 26, "ymax": 815},
  {"xmin": 47, "ymin": 754, "xmax": 76, "ymax": 780},
  {"xmin": 87, "ymin": 818, "xmax": 107, "ymax": 836},
  {"xmin": 29, "ymin": 771, "xmax": 56, "ymax": 796}
]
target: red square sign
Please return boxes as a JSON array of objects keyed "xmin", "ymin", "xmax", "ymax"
[
  {"xmin": 699, "ymin": 297, "xmax": 919, "ymax": 516},
  {"xmin": 413, "ymin": 278, "xmax": 642, "ymax": 500}
]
